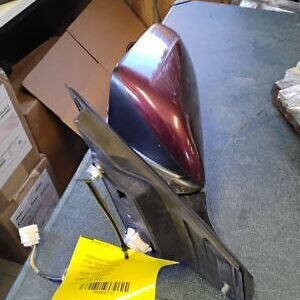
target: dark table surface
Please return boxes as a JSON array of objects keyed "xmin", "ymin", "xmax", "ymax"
[{"xmin": 7, "ymin": 2, "xmax": 300, "ymax": 300}]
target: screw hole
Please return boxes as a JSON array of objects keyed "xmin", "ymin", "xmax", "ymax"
[{"xmin": 117, "ymin": 190, "xmax": 127, "ymax": 199}]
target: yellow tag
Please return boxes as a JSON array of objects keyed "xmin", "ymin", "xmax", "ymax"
[{"xmin": 52, "ymin": 236, "xmax": 177, "ymax": 300}]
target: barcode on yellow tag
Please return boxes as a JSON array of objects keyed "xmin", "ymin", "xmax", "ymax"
[
  {"xmin": 52, "ymin": 236, "xmax": 177, "ymax": 300},
  {"xmin": 80, "ymin": 281, "xmax": 130, "ymax": 293}
]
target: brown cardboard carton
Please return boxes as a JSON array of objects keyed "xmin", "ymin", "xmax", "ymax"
[
  {"xmin": 10, "ymin": 154, "xmax": 55, "ymax": 206},
  {"xmin": 67, "ymin": 0, "xmax": 146, "ymax": 72},
  {"xmin": 0, "ymin": 202, "xmax": 28, "ymax": 264},
  {"xmin": 9, "ymin": 37, "xmax": 59, "ymax": 93},
  {"xmin": 0, "ymin": 155, "xmax": 58, "ymax": 263},
  {"xmin": 23, "ymin": 0, "xmax": 146, "ymax": 133},
  {"xmin": 10, "ymin": 155, "xmax": 59, "ymax": 229},
  {"xmin": 0, "ymin": 71, "xmax": 40, "ymax": 212},
  {"xmin": 19, "ymin": 98, "xmax": 87, "ymax": 195},
  {"xmin": 10, "ymin": 39, "xmax": 87, "ymax": 195},
  {"xmin": 23, "ymin": 32, "xmax": 110, "ymax": 133}
]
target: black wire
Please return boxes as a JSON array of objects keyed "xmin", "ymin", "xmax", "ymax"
[
  {"xmin": 31, "ymin": 246, "xmax": 63, "ymax": 284},
  {"xmin": 38, "ymin": 272, "xmax": 62, "ymax": 284},
  {"xmin": 84, "ymin": 179, "xmax": 129, "ymax": 259},
  {"xmin": 31, "ymin": 179, "xmax": 130, "ymax": 285}
]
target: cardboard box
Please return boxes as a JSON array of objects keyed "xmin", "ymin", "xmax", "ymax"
[
  {"xmin": 19, "ymin": 98, "xmax": 87, "ymax": 195},
  {"xmin": 10, "ymin": 155, "xmax": 59, "ymax": 229},
  {"xmin": 67, "ymin": 0, "xmax": 146, "ymax": 72},
  {"xmin": 10, "ymin": 39, "xmax": 87, "ymax": 195},
  {"xmin": 23, "ymin": 0, "xmax": 146, "ymax": 133},
  {"xmin": 23, "ymin": 32, "xmax": 110, "ymax": 132},
  {"xmin": 0, "ymin": 70, "xmax": 40, "ymax": 212},
  {"xmin": 0, "ymin": 155, "xmax": 58, "ymax": 264},
  {"xmin": 0, "ymin": 202, "xmax": 28, "ymax": 264},
  {"xmin": 9, "ymin": 37, "xmax": 59, "ymax": 95}
]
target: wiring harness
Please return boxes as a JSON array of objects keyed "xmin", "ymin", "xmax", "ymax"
[
  {"xmin": 18, "ymin": 163, "xmax": 131, "ymax": 283},
  {"xmin": 18, "ymin": 225, "xmax": 62, "ymax": 284},
  {"xmin": 19, "ymin": 162, "xmax": 155, "ymax": 283}
]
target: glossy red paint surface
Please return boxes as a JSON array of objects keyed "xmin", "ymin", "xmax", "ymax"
[{"xmin": 117, "ymin": 24, "xmax": 204, "ymax": 184}]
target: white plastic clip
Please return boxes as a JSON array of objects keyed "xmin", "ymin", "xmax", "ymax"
[
  {"xmin": 19, "ymin": 224, "xmax": 40, "ymax": 247},
  {"xmin": 221, "ymin": 283, "xmax": 230, "ymax": 296},
  {"xmin": 124, "ymin": 228, "xmax": 152, "ymax": 253},
  {"xmin": 87, "ymin": 163, "xmax": 103, "ymax": 180}
]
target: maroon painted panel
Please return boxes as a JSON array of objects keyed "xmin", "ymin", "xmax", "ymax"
[{"xmin": 116, "ymin": 24, "xmax": 204, "ymax": 185}]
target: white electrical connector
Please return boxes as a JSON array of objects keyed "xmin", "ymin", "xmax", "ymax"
[
  {"xmin": 87, "ymin": 163, "xmax": 103, "ymax": 180},
  {"xmin": 18, "ymin": 224, "xmax": 62, "ymax": 282},
  {"xmin": 19, "ymin": 224, "xmax": 40, "ymax": 247},
  {"xmin": 221, "ymin": 283, "xmax": 230, "ymax": 296},
  {"xmin": 124, "ymin": 228, "xmax": 152, "ymax": 253}
]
